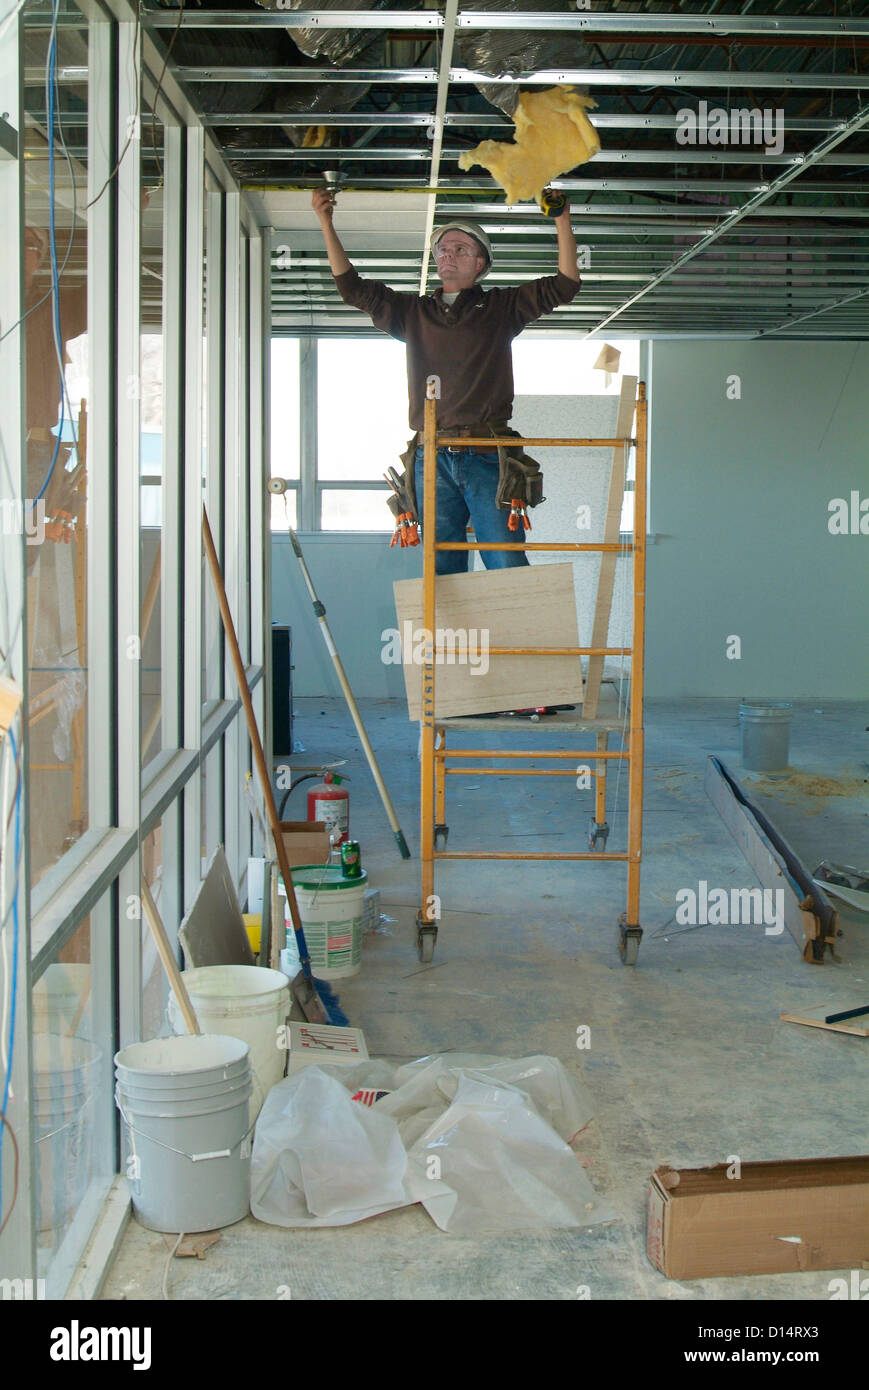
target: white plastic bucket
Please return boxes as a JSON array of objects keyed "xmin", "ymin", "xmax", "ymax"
[
  {"xmin": 167, "ymin": 965, "xmax": 290, "ymax": 1122},
  {"xmin": 33, "ymin": 1033, "xmax": 101, "ymax": 1234},
  {"xmin": 289, "ymin": 865, "xmax": 368, "ymax": 980},
  {"xmin": 114, "ymin": 1034, "xmax": 252, "ymax": 1233}
]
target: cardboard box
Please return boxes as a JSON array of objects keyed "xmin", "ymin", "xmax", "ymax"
[
  {"xmin": 647, "ymin": 1156, "xmax": 869, "ymax": 1279},
  {"xmin": 286, "ymin": 1022, "xmax": 369, "ymax": 1075},
  {"xmin": 277, "ymin": 821, "xmax": 331, "ymax": 868}
]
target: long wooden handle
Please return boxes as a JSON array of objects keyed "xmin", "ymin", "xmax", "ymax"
[
  {"xmin": 141, "ymin": 880, "xmax": 200, "ymax": 1035},
  {"xmin": 202, "ymin": 508, "xmax": 307, "ymax": 946}
]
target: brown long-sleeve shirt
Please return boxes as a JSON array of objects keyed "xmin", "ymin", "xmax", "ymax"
[{"xmin": 334, "ymin": 267, "xmax": 581, "ymax": 431}]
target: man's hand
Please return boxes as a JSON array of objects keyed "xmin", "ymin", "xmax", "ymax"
[{"xmin": 311, "ymin": 186, "xmax": 335, "ymax": 224}]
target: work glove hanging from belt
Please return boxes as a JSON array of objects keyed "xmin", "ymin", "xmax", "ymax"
[{"xmin": 383, "ymin": 465, "xmax": 420, "ymax": 548}]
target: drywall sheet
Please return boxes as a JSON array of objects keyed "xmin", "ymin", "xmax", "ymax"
[
  {"xmin": 179, "ymin": 845, "xmax": 255, "ymax": 969},
  {"xmin": 511, "ymin": 394, "xmax": 632, "ymax": 683},
  {"xmin": 394, "ymin": 563, "xmax": 582, "ymax": 720},
  {"xmin": 458, "ymin": 87, "xmax": 600, "ymax": 206},
  {"xmin": 584, "ymin": 376, "xmax": 637, "ymax": 717}
]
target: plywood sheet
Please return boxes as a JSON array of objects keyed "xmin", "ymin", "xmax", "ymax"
[{"xmin": 394, "ymin": 563, "xmax": 583, "ymax": 720}]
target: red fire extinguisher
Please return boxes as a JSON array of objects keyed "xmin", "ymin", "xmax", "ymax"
[{"xmin": 307, "ymin": 771, "xmax": 350, "ymax": 844}]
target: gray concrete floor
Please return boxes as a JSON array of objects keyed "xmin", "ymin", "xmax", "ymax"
[{"xmin": 102, "ymin": 696, "xmax": 869, "ymax": 1301}]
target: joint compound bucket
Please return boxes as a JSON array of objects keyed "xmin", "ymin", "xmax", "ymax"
[
  {"xmin": 288, "ymin": 865, "xmax": 368, "ymax": 980},
  {"xmin": 34, "ymin": 1034, "xmax": 101, "ymax": 1233},
  {"xmin": 739, "ymin": 699, "xmax": 793, "ymax": 772},
  {"xmin": 114, "ymin": 1034, "xmax": 252, "ymax": 1233},
  {"xmin": 167, "ymin": 966, "xmax": 290, "ymax": 1123}
]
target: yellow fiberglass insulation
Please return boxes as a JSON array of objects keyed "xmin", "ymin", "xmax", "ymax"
[{"xmin": 458, "ymin": 87, "xmax": 600, "ymax": 206}]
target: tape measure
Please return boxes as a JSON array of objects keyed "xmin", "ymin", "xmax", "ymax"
[{"xmin": 540, "ymin": 187, "xmax": 567, "ymax": 218}]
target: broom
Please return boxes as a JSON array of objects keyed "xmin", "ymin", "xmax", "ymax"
[{"xmin": 202, "ymin": 508, "xmax": 347, "ymax": 1027}]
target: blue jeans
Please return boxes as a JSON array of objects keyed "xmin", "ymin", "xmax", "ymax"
[{"xmin": 413, "ymin": 446, "xmax": 529, "ymax": 577}]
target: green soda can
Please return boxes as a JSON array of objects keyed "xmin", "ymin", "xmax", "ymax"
[{"xmin": 341, "ymin": 840, "xmax": 362, "ymax": 878}]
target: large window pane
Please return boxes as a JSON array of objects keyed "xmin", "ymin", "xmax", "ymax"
[
  {"xmin": 317, "ymin": 339, "xmax": 409, "ymax": 481},
  {"xmin": 270, "ymin": 487, "xmax": 297, "ymax": 531},
  {"xmin": 270, "ymin": 339, "xmax": 300, "ymax": 480},
  {"xmin": 320, "ymin": 488, "xmax": 391, "ymax": 532},
  {"xmin": 512, "ymin": 338, "xmax": 640, "ymax": 395},
  {"xmin": 23, "ymin": 7, "xmax": 90, "ymax": 884}
]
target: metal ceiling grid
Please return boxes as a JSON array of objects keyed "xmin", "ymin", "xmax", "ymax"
[{"xmin": 29, "ymin": 2, "xmax": 869, "ymax": 337}]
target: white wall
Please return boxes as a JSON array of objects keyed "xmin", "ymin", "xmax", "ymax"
[{"xmin": 646, "ymin": 340, "xmax": 869, "ymax": 698}]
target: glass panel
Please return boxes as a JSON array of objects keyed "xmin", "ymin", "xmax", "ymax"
[
  {"xmin": 270, "ymin": 339, "xmax": 300, "ymax": 491},
  {"xmin": 201, "ymin": 197, "xmax": 211, "ymax": 722},
  {"xmin": 23, "ymin": 5, "xmax": 90, "ymax": 884},
  {"xmin": 317, "ymin": 339, "xmax": 409, "ymax": 481},
  {"xmin": 201, "ymin": 190, "xmax": 221, "ymax": 709},
  {"xmin": 320, "ymin": 488, "xmax": 392, "ymax": 531},
  {"xmin": 270, "ymin": 487, "xmax": 297, "ymax": 531},
  {"xmin": 202, "ymin": 743, "xmax": 222, "ymax": 869},
  {"xmin": 201, "ymin": 190, "xmax": 218, "ymax": 869},
  {"xmin": 512, "ymin": 338, "xmax": 640, "ymax": 395},
  {"xmin": 141, "ymin": 820, "xmax": 166, "ymax": 1040},
  {"xmin": 32, "ymin": 898, "xmax": 113, "ymax": 1294},
  {"xmin": 140, "ymin": 104, "xmax": 164, "ymax": 769}
]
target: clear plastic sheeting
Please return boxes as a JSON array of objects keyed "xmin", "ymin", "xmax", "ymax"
[
  {"xmin": 251, "ymin": 1053, "xmax": 615, "ymax": 1234},
  {"xmin": 250, "ymin": 1066, "xmax": 414, "ymax": 1227}
]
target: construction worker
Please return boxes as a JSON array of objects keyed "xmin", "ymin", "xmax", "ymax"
[{"xmin": 312, "ymin": 188, "xmax": 581, "ymax": 573}]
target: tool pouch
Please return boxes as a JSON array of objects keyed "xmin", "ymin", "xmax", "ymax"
[
  {"xmin": 489, "ymin": 423, "xmax": 545, "ymax": 513},
  {"xmin": 385, "ymin": 439, "xmax": 421, "ymax": 545}
]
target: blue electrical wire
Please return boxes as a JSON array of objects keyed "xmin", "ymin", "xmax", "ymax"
[
  {"xmin": 28, "ymin": 2, "xmax": 65, "ymax": 512},
  {"xmin": 0, "ymin": 728, "xmax": 22, "ymax": 1214},
  {"xmin": 27, "ymin": 0, "xmax": 71, "ymax": 514}
]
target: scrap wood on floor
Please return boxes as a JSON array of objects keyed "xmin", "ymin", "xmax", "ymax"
[
  {"xmin": 779, "ymin": 1001, "xmax": 869, "ymax": 1036},
  {"xmin": 160, "ymin": 1232, "xmax": 221, "ymax": 1260}
]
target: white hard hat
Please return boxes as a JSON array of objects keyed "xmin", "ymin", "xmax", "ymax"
[{"xmin": 430, "ymin": 220, "xmax": 493, "ymax": 280}]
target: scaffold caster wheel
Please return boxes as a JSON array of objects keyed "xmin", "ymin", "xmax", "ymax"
[
  {"xmin": 588, "ymin": 817, "xmax": 610, "ymax": 851},
  {"xmin": 434, "ymin": 823, "xmax": 449, "ymax": 850},
  {"xmin": 618, "ymin": 913, "xmax": 642, "ymax": 966},
  {"xmin": 417, "ymin": 930, "xmax": 436, "ymax": 964}
]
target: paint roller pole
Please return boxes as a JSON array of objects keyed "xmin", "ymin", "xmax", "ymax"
[{"xmin": 269, "ymin": 480, "xmax": 411, "ymax": 860}]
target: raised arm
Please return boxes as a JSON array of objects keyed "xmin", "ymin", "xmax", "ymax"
[
  {"xmin": 312, "ymin": 187, "xmax": 351, "ymax": 277},
  {"xmin": 554, "ymin": 202, "xmax": 580, "ymax": 281}
]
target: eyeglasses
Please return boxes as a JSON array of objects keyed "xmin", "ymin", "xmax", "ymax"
[{"xmin": 434, "ymin": 244, "xmax": 480, "ymax": 260}]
